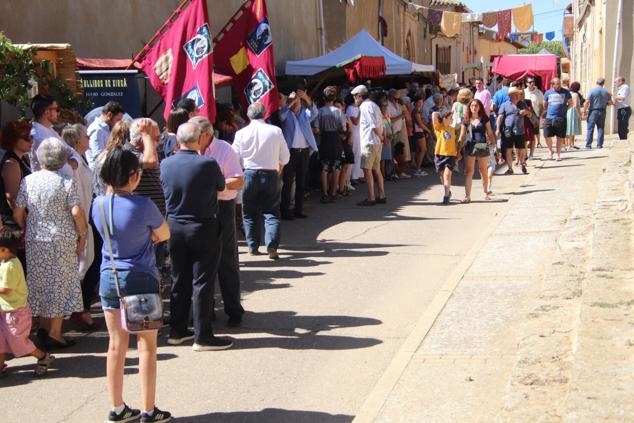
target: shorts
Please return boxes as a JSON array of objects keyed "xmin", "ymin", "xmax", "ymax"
[
  {"xmin": 0, "ymin": 304, "xmax": 36, "ymax": 356},
  {"xmin": 360, "ymin": 144, "xmax": 382, "ymax": 171},
  {"xmin": 342, "ymin": 140, "xmax": 355, "ymax": 164},
  {"xmin": 320, "ymin": 158, "xmax": 342, "ymax": 173},
  {"xmin": 434, "ymin": 155, "xmax": 457, "ymax": 173},
  {"xmin": 99, "ymin": 270, "xmax": 159, "ymax": 310},
  {"xmin": 543, "ymin": 117, "xmax": 567, "ymax": 138},
  {"xmin": 502, "ymin": 134, "xmax": 526, "ymax": 149}
]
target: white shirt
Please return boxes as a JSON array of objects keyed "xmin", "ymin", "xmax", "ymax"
[
  {"xmin": 616, "ymin": 84, "xmax": 631, "ymax": 109},
  {"xmin": 524, "ymin": 87, "xmax": 544, "ymax": 116},
  {"xmin": 29, "ymin": 121, "xmax": 61, "ymax": 172},
  {"xmin": 232, "ymin": 119, "xmax": 290, "ymax": 170},
  {"xmin": 359, "ymin": 99, "xmax": 383, "ymax": 147},
  {"xmin": 203, "ymin": 138, "xmax": 244, "ymax": 201},
  {"xmin": 291, "ymin": 113, "xmax": 309, "ymax": 149},
  {"xmin": 86, "ymin": 118, "xmax": 110, "ymax": 169},
  {"xmin": 387, "ymin": 100, "xmax": 403, "ymax": 132}
]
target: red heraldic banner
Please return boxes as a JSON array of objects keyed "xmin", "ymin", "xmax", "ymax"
[
  {"xmin": 214, "ymin": 0, "xmax": 279, "ymax": 119},
  {"xmin": 136, "ymin": 0, "xmax": 215, "ymax": 122}
]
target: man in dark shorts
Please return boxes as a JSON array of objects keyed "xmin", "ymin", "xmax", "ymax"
[
  {"xmin": 542, "ymin": 78, "xmax": 572, "ymax": 161},
  {"xmin": 496, "ymin": 87, "xmax": 530, "ymax": 175}
]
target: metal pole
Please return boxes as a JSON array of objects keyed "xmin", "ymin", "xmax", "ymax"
[{"xmin": 611, "ymin": 0, "xmax": 623, "ymax": 133}]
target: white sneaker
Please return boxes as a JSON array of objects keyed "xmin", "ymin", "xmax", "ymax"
[{"xmin": 347, "ymin": 183, "xmax": 356, "ymax": 191}]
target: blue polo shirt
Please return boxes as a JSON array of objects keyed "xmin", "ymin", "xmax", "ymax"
[
  {"xmin": 587, "ymin": 86, "xmax": 610, "ymax": 111},
  {"xmin": 492, "ymin": 87, "xmax": 510, "ymax": 109},
  {"xmin": 160, "ymin": 149, "xmax": 225, "ymax": 222},
  {"xmin": 544, "ymin": 88, "xmax": 572, "ymax": 119}
]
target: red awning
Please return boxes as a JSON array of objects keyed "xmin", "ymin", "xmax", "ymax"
[
  {"xmin": 492, "ymin": 54, "xmax": 558, "ymax": 91},
  {"xmin": 343, "ymin": 56, "xmax": 386, "ymax": 83},
  {"xmin": 76, "ymin": 57, "xmax": 233, "ymax": 87}
]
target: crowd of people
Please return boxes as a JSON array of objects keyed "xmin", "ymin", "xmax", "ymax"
[{"xmin": 0, "ymin": 72, "xmax": 630, "ymax": 422}]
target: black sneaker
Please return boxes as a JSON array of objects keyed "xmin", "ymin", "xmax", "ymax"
[
  {"xmin": 192, "ymin": 336, "xmax": 234, "ymax": 351},
  {"xmin": 167, "ymin": 329, "xmax": 194, "ymax": 345},
  {"xmin": 107, "ymin": 404, "xmax": 141, "ymax": 423},
  {"xmin": 140, "ymin": 407, "xmax": 172, "ymax": 423}
]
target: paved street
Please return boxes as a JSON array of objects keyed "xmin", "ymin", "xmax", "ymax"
[{"xmin": 0, "ymin": 141, "xmax": 624, "ymax": 423}]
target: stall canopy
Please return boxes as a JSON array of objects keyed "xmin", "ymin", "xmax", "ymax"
[
  {"xmin": 285, "ymin": 29, "xmax": 434, "ymax": 76},
  {"xmin": 492, "ymin": 54, "xmax": 559, "ymax": 91}
]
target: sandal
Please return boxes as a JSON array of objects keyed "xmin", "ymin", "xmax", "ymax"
[
  {"xmin": 485, "ymin": 194, "xmax": 492, "ymax": 201},
  {"xmin": 357, "ymin": 199, "xmax": 377, "ymax": 206},
  {"xmin": 34, "ymin": 353, "xmax": 55, "ymax": 377},
  {"xmin": 504, "ymin": 169, "xmax": 514, "ymax": 175},
  {"xmin": 461, "ymin": 197, "xmax": 471, "ymax": 204},
  {"xmin": 45, "ymin": 336, "xmax": 76, "ymax": 351}
]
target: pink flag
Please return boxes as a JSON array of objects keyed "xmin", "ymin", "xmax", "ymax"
[
  {"xmin": 214, "ymin": 0, "xmax": 279, "ymax": 119},
  {"xmin": 135, "ymin": 0, "xmax": 216, "ymax": 122}
]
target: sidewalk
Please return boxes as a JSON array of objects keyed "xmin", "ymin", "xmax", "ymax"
[{"xmin": 355, "ymin": 135, "xmax": 634, "ymax": 422}]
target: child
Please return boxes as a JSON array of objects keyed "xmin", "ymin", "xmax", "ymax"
[
  {"xmin": 432, "ymin": 108, "xmax": 459, "ymax": 204},
  {"xmin": 0, "ymin": 226, "xmax": 54, "ymax": 377}
]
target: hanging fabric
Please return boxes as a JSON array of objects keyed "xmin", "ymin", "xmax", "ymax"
[
  {"xmin": 441, "ymin": 11, "xmax": 462, "ymax": 37},
  {"xmin": 462, "ymin": 12, "xmax": 483, "ymax": 23},
  {"xmin": 496, "ymin": 9, "xmax": 512, "ymax": 41},
  {"xmin": 482, "ymin": 12, "xmax": 497, "ymax": 28},
  {"xmin": 428, "ymin": 9, "xmax": 443, "ymax": 33},
  {"xmin": 512, "ymin": 4, "xmax": 533, "ymax": 32},
  {"xmin": 545, "ymin": 31, "xmax": 555, "ymax": 41}
]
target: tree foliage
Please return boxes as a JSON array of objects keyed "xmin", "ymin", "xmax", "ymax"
[
  {"xmin": 518, "ymin": 41, "xmax": 565, "ymax": 58},
  {"xmin": 0, "ymin": 32, "xmax": 91, "ymax": 117}
]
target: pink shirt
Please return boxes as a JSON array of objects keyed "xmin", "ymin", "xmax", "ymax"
[
  {"xmin": 475, "ymin": 87, "xmax": 492, "ymax": 116},
  {"xmin": 203, "ymin": 138, "xmax": 244, "ymax": 201}
]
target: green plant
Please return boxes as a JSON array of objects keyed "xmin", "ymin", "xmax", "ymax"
[
  {"xmin": 518, "ymin": 41, "xmax": 565, "ymax": 58},
  {"xmin": 0, "ymin": 32, "xmax": 91, "ymax": 117}
]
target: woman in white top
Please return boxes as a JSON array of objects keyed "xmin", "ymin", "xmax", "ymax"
[{"xmin": 345, "ymin": 95, "xmax": 364, "ymax": 181}]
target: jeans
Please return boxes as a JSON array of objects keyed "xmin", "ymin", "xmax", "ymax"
[
  {"xmin": 168, "ymin": 218, "xmax": 221, "ymax": 344},
  {"xmin": 281, "ymin": 148, "xmax": 309, "ymax": 215},
  {"xmin": 617, "ymin": 106, "xmax": 631, "ymax": 140},
  {"xmin": 216, "ymin": 199, "xmax": 244, "ymax": 319},
  {"xmin": 242, "ymin": 169, "xmax": 281, "ymax": 252},
  {"xmin": 99, "ymin": 270, "xmax": 159, "ymax": 310},
  {"xmin": 586, "ymin": 109, "xmax": 606, "ymax": 148}
]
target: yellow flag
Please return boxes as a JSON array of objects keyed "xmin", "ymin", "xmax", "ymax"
[{"xmin": 230, "ymin": 47, "xmax": 249, "ymax": 74}]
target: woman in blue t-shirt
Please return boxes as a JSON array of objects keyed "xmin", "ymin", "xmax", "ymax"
[{"xmin": 92, "ymin": 147, "xmax": 172, "ymax": 423}]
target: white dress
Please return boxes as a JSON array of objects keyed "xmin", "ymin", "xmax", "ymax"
[
  {"xmin": 15, "ymin": 170, "xmax": 82, "ymax": 317},
  {"xmin": 71, "ymin": 151, "xmax": 94, "ymax": 278},
  {"xmin": 346, "ymin": 105, "xmax": 364, "ymax": 179}
]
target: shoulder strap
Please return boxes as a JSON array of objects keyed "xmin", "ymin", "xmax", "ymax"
[{"xmin": 99, "ymin": 196, "xmax": 122, "ymax": 297}]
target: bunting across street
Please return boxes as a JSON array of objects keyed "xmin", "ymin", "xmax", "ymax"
[
  {"xmin": 134, "ymin": 0, "xmax": 216, "ymax": 122},
  {"xmin": 214, "ymin": 0, "xmax": 279, "ymax": 119}
]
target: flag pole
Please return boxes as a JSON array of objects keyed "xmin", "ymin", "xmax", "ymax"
[
  {"xmin": 127, "ymin": 0, "xmax": 193, "ymax": 69},
  {"xmin": 213, "ymin": 0, "xmax": 253, "ymax": 47}
]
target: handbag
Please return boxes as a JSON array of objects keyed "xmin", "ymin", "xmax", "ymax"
[
  {"xmin": 472, "ymin": 143, "xmax": 490, "ymax": 157},
  {"xmin": 99, "ymin": 196, "xmax": 163, "ymax": 333}
]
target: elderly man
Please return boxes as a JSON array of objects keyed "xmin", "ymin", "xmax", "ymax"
[
  {"xmin": 614, "ymin": 76, "xmax": 631, "ymax": 140},
  {"xmin": 86, "ymin": 101, "xmax": 125, "ymax": 169},
  {"xmin": 584, "ymin": 78, "xmax": 612, "ymax": 149},
  {"xmin": 160, "ymin": 122, "xmax": 232, "ymax": 351},
  {"xmin": 497, "ymin": 87, "xmax": 531, "ymax": 174},
  {"xmin": 192, "ymin": 116, "xmax": 245, "ymax": 327},
  {"xmin": 353, "ymin": 84, "xmax": 385, "ymax": 206},
  {"xmin": 279, "ymin": 90, "xmax": 318, "ymax": 220},
  {"xmin": 233, "ymin": 102, "xmax": 290, "ymax": 259},
  {"xmin": 542, "ymin": 78, "xmax": 572, "ymax": 161}
]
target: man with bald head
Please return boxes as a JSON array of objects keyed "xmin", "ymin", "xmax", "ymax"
[
  {"xmin": 542, "ymin": 78, "xmax": 572, "ymax": 161},
  {"xmin": 233, "ymin": 102, "xmax": 289, "ymax": 260},
  {"xmin": 160, "ymin": 122, "xmax": 233, "ymax": 351}
]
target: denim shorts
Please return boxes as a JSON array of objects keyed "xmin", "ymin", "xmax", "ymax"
[{"xmin": 99, "ymin": 270, "xmax": 159, "ymax": 310}]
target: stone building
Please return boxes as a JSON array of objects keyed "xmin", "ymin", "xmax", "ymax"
[
  {"xmin": 570, "ymin": 0, "xmax": 634, "ymax": 132},
  {"xmin": 0, "ymin": 0, "xmax": 436, "ymax": 76}
]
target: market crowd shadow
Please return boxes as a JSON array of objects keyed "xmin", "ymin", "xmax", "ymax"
[{"xmin": 173, "ymin": 408, "xmax": 353, "ymax": 422}]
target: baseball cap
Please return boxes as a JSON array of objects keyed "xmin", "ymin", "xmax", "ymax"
[{"xmin": 351, "ymin": 85, "xmax": 368, "ymax": 95}]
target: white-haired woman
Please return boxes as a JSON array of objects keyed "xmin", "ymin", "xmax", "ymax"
[
  {"xmin": 13, "ymin": 137, "xmax": 88, "ymax": 350},
  {"xmin": 62, "ymin": 124, "xmax": 98, "ymax": 330}
]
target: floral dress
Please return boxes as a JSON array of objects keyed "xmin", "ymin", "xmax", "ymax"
[{"xmin": 15, "ymin": 170, "xmax": 82, "ymax": 317}]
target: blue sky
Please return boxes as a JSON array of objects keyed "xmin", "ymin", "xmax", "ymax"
[{"xmin": 464, "ymin": 0, "xmax": 567, "ymax": 40}]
